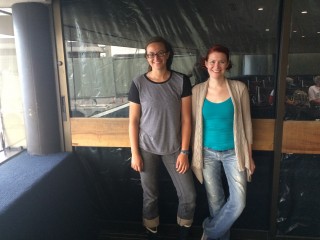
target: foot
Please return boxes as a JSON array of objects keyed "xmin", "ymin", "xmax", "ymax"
[
  {"xmin": 201, "ymin": 232, "xmax": 207, "ymax": 240},
  {"xmin": 201, "ymin": 232, "xmax": 216, "ymax": 240},
  {"xmin": 179, "ymin": 226, "xmax": 191, "ymax": 240},
  {"xmin": 146, "ymin": 227, "xmax": 158, "ymax": 240}
]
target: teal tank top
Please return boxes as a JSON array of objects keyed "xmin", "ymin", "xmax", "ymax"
[{"xmin": 202, "ymin": 97, "xmax": 235, "ymax": 151}]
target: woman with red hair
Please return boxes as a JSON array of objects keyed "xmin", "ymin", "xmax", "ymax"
[{"xmin": 191, "ymin": 44, "xmax": 256, "ymax": 240}]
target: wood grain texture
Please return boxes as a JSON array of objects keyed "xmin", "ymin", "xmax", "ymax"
[
  {"xmin": 70, "ymin": 118, "xmax": 320, "ymax": 154},
  {"xmin": 282, "ymin": 120, "xmax": 320, "ymax": 154},
  {"xmin": 71, "ymin": 118, "xmax": 130, "ymax": 147},
  {"xmin": 252, "ymin": 119, "xmax": 275, "ymax": 151}
]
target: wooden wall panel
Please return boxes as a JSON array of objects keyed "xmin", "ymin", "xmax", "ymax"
[
  {"xmin": 252, "ymin": 119, "xmax": 275, "ymax": 151},
  {"xmin": 71, "ymin": 118, "xmax": 275, "ymax": 151},
  {"xmin": 71, "ymin": 118, "xmax": 130, "ymax": 147},
  {"xmin": 70, "ymin": 118, "xmax": 320, "ymax": 154},
  {"xmin": 282, "ymin": 121, "xmax": 320, "ymax": 154}
]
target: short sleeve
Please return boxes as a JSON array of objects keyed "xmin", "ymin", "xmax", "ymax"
[
  {"xmin": 181, "ymin": 75, "xmax": 192, "ymax": 98},
  {"xmin": 128, "ymin": 81, "xmax": 140, "ymax": 104}
]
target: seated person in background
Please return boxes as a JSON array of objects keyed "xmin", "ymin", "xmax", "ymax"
[
  {"xmin": 268, "ymin": 77, "xmax": 295, "ymax": 106},
  {"xmin": 308, "ymin": 75, "xmax": 320, "ymax": 107}
]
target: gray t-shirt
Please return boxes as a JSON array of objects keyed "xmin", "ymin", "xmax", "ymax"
[{"xmin": 128, "ymin": 71, "xmax": 192, "ymax": 155}]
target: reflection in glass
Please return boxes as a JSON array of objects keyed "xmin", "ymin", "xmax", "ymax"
[
  {"xmin": 65, "ymin": 40, "xmax": 198, "ymax": 117},
  {"xmin": 60, "ymin": 0, "xmax": 280, "ymax": 234},
  {"xmin": 277, "ymin": 0, "xmax": 320, "ymax": 238},
  {"xmin": 285, "ymin": 0, "xmax": 320, "ymax": 121},
  {"xmin": 278, "ymin": 153, "xmax": 320, "ymax": 237},
  {"xmin": 66, "ymin": 42, "xmax": 146, "ymax": 117},
  {"xmin": 61, "ymin": 0, "xmax": 280, "ymax": 119}
]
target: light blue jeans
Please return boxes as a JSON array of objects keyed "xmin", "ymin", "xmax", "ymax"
[
  {"xmin": 202, "ymin": 147, "xmax": 247, "ymax": 240},
  {"xmin": 139, "ymin": 148, "xmax": 196, "ymax": 228}
]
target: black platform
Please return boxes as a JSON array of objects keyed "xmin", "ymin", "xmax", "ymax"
[{"xmin": 0, "ymin": 150, "xmax": 96, "ymax": 240}]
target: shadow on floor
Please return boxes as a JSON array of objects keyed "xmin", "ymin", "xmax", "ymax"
[
  {"xmin": 97, "ymin": 220, "xmax": 265, "ymax": 240},
  {"xmin": 97, "ymin": 220, "xmax": 202, "ymax": 240}
]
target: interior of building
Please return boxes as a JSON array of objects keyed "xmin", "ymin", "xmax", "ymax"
[{"xmin": 0, "ymin": 0, "xmax": 320, "ymax": 239}]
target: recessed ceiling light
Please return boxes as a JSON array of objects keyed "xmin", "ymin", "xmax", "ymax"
[
  {"xmin": 317, "ymin": 32, "xmax": 320, "ymax": 34},
  {"xmin": 265, "ymin": 29, "xmax": 270, "ymax": 31},
  {"xmin": 293, "ymin": 30, "xmax": 297, "ymax": 33},
  {"xmin": 301, "ymin": 35, "xmax": 306, "ymax": 38},
  {"xmin": 301, "ymin": 10, "xmax": 308, "ymax": 14},
  {"xmin": 258, "ymin": 7, "xmax": 263, "ymax": 11}
]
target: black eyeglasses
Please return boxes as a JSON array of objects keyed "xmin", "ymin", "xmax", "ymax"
[{"xmin": 146, "ymin": 51, "xmax": 168, "ymax": 59}]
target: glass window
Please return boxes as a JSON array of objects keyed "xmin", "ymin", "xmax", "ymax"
[
  {"xmin": 61, "ymin": 0, "xmax": 280, "ymax": 119},
  {"xmin": 60, "ymin": 0, "xmax": 280, "ymax": 231},
  {"xmin": 0, "ymin": 8, "xmax": 26, "ymax": 163},
  {"xmin": 285, "ymin": 0, "xmax": 320, "ymax": 121},
  {"xmin": 277, "ymin": 0, "xmax": 320, "ymax": 238}
]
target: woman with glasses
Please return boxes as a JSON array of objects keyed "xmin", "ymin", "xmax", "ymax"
[
  {"xmin": 128, "ymin": 36, "xmax": 196, "ymax": 239},
  {"xmin": 191, "ymin": 44, "xmax": 256, "ymax": 240}
]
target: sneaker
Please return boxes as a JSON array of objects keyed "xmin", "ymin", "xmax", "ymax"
[
  {"xmin": 146, "ymin": 227, "xmax": 158, "ymax": 240},
  {"xmin": 201, "ymin": 232, "xmax": 207, "ymax": 240},
  {"xmin": 146, "ymin": 226, "xmax": 157, "ymax": 233},
  {"xmin": 201, "ymin": 232, "xmax": 216, "ymax": 240},
  {"xmin": 179, "ymin": 226, "xmax": 190, "ymax": 240}
]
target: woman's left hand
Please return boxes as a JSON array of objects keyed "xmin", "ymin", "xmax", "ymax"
[
  {"xmin": 176, "ymin": 153, "xmax": 190, "ymax": 174},
  {"xmin": 249, "ymin": 158, "xmax": 256, "ymax": 175}
]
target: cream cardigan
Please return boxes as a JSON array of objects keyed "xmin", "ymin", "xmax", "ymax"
[{"xmin": 191, "ymin": 79, "xmax": 253, "ymax": 183}]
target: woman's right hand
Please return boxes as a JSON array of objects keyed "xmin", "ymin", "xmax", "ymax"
[{"xmin": 131, "ymin": 153, "xmax": 143, "ymax": 172}]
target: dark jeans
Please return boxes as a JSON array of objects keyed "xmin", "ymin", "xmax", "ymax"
[{"xmin": 140, "ymin": 148, "xmax": 196, "ymax": 228}]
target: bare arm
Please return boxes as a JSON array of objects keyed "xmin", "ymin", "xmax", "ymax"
[
  {"xmin": 129, "ymin": 102, "xmax": 143, "ymax": 172},
  {"xmin": 176, "ymin": 95, "xmax": 192, "ymax": 174}
]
